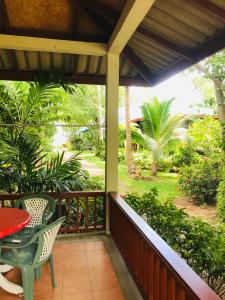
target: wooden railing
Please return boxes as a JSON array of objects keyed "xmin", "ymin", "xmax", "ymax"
[
  {"xmin": 109, "ymin": 192, "xmax": 220, "ymax": 300},
  {"xmin": 0, "ymin": 191, "xmax": 106, "ymax": 234}
]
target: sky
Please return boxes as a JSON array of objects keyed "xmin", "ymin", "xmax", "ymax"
[{"xmin": 119, "ymin": 71, "xmax": 213, "ymax": 121}]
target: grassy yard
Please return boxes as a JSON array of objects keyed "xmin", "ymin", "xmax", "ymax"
[{"xmin": 81, "ymin": 151, "xmax": 180, "ymax": 201}]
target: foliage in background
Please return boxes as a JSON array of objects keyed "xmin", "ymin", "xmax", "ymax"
[
  {"xmin": 171, "ymin": 146, "xmax": 200, "ymax": 169},
  {"xmin": 217, "ymin": 170, "xmax": 225, "ymax": 222},
  {"xmin": 178, "ymin": 158, "xmax": 221, "ymax": 204},
  {"xmin": 0, "ymin": 79, "xmax": 75, "ymax": 152},
  {"xmin": 0, "ymin": 133, "xmax": 88, "ymax": 193},
  {"xmin": 135, "ymin": 97, "xmax": 187, "ymax": 176},
  {"xmin": 126, "ymin": 191, "xmax": 225, "ymax": 298},
  {"xmin": 188, "ymin": 116, "xmax": 222, "ymax": 156}
]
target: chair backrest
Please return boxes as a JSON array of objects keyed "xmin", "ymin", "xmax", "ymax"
[
  {"xmin": 16, "ymin": 194, "xmax": 56, "ymax": 227},
  {"xmin": 34, "ymin": 216, "xmax": 65, "ymax": 265}
]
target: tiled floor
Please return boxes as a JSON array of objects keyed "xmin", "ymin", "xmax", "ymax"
[{"xmin": 0, "ymin": 239, "xmax": 125, "ymax": 300}]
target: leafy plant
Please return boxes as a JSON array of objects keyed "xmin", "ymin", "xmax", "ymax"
[
  {"xmin": 126, "ymin": 191, "xmax": 225, "ymax": 298},
  {"xmin": 134, "ymin": 97, "xmax": 187, "ymax": 176},
  {"xmin": 217, "ymin": 170, "xmax": 225, "ymax": 222},
  {"xmin": 178, "ymin": 159, "xmax": 221, "ymax": 204}
]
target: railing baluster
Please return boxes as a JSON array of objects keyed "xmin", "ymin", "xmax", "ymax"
[
  {"xmin": 85, "ymin": 196, "xmax": 89, "ymax": 231},
  {"xmin": 94, "ymin": 195, "xmax": 97, "ymax": 230},
  {"xmin": 76, "ymin": 196, "xmax": 80, "ymax": 232},
  {"xmin": 67, "ymin": 198, "xmax": 71, "ymax": 230},
  {"xmin": 0, "ymin": 191, "xmax": 106, "ymax": 234}
]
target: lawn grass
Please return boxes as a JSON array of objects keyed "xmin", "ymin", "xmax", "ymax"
[{"xmin": 81, "ymin": 151, "xmax": 180, "ymax": 201}]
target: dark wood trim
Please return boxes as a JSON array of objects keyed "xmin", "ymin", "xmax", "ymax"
[
  {"xmin": 0, "ymin": 191, "xmax": 106, "ymax": 233},
  {"xmin": 0, "ymin": 69, "xmax": 148, "ymax": 86},
  {"xmin": 77, "ymin": 0, "xmax": 194, "ymax": 60},
  {"xmin": 0, "ymin": 0, "xmax": 10, "ymax": 32},
  {"xmin": 109, "ymin": 192, "xmax": 220, "ymax": 300},
  {"xmin": 123, "ymin": 47, "xmax": 152, "ymax": 84},
  {"xmin": 77, "ymin": 2, "xmax": 152, "ymax": 84},
  {"xmin": 137, "ymin": 28, "xmax": 193, "ymax": 60},
  {"xmin": 189, "ymin": 0, "xmax": 225, "ymax": 22},
  {"xmin": 152, "ymin": 28, "xmax": 225, "ymax": 85}
]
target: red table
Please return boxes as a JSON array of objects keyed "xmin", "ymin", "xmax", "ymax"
[
  {"xmin": 0, "ymin": 208, "xmax": 31, "ymax": 295},
  {"xmin": 0, "ymin": 208, "xmax": 31, "ymax": 239}
]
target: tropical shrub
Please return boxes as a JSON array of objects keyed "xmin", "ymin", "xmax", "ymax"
[
  {"xmin": 172, "ymin": 146, "xmax": 200, "ymax": 168},
  {"xmin": 157, "ymin": 157, "xmax": 172, "ymax": 172},
  {"xmin": 0, "ymin": 134, "xmax": 88, "ymax": 193},
  {"xmin": 217, "ymin": 170, "xmax": 225, "ymax": 222},
  {"xmin": 70, "ymin": 132, "xmax": 89, "ymax": 151},
  {"xmin": 188, "ymin": 117, "xmax": 222, "ymax": 157},
  {"xmin": 83, "ymin": 175, "xmax": 104, "ymax": 190},
  {"xmin": 126, "ymin": 191, "xmax": 225, "ymax": 298},
  {"xmin": 178, "ymin": 159, "xmax": 221, "ymax": 204}
]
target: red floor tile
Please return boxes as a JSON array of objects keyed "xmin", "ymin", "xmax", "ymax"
[{"xmin": 0, "ymin": 239, "xmax": 124, "ymax": 300}]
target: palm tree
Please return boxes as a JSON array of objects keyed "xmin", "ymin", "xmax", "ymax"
[
  {"xmin": 125, "ymin": 87, "xmax": 134, "ymax": 175},
  {"xmin": 138, "ymin": 97, "xmax": 186, "ymax": 176}
]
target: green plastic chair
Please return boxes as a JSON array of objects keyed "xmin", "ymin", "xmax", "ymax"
[
  {"xmin": 5, "ymin": 194, "xmax": 56, "ymax": 243},
  {"xmin": 0, "ymin": 216, "xmax": 65, "ymax": 300}
]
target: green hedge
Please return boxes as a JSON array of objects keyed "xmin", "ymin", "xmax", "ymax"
[{"xmin": 126, "ymin": 190, "xmax": 225, "ymax": 298}]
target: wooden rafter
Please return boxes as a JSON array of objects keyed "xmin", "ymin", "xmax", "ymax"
[
  {"xmin": 77, "ymin": 1, "xmax": 152, "ymax": 84},
  {"xmin": 189, "ymin": 0, "xmax": 225, "ymax": 22},
  {"xmin": 0, "ymin": 0, "xmax": 10, "ymax": 32},
  {"xmin": 0, "ymin": 69, "xmax": 147, "ymax": 86},
  {"xmin": 152, "ymin": 28, "xmax": 225, "ymax": 85},
  {"xmin": 108, "ymin": 0, "xmax": 156, "ymax": 54},
  {"xmin": 137, "ymin": 28, "xmax": 193, "ymax": 60},
  {"xmin": 0, "ymin": 34, "xmax": 107, "ymax": 56},
  {"xmin": 77, "ymin": 0, "xmax": 193, "ymax": 59}
]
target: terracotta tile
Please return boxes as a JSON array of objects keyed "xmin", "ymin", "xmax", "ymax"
[
  {"xmin": 93, "ymin": 288, "xmax": 124, "ymax": 300},
  {"xmin": 88, "ymin": 261, "xmax": 114, "ymax": 274},
  {"xmin": 87, "ymin": 251, "xmax": 111, "ymax": 264},
  {"xmin": 63, "ymin": 274, "xmax": 92, "ymax": 294},
  {"xmin": 63, "ymin": 263, "xmax": 89, "ymax": 278},
  {"xmin": 34, "ymin": 295, "xmax": 62, "ymax": 300},
  {"xmin": 4, "ymin": 268, "xmax": 22, "ymax": 285},
  {"xmin": 90, "ymin": 272, "xmax": 120, "ymax": 291},
  {"xmin": 62, "ymin": 242, "xmax": 85, "ymax": 252},
  {"xmin": 62, "ymin": 291, "xmax": 93, "ymax": 300},
  {"xmin": 61, "ymin": 251, "xmax": 88, "ymax": 266},
  {"xmin": 84, "ymin": 241, "xmax": 105, "ymax": 252}
]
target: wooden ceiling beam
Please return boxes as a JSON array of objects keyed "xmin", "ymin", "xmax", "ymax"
[
  {"xmin": 137, "ymin": 28, "xmax": 193, "ymax": 60},
  {"xmin": 0, "ymin": 34, "xmax": 107, "ymax": 56},
  {"xmin": 78, "ymin": 0, "xmax": 193, "ymax": 59},
  {"xmin": 189, "ymin": 0, "xmax": 225, "ymax": 22},
  {"xmin": 108, "ymin": 0, "xmax": 156, "ymax": 54},
  {"xmin": 152, "ymin": 28, "xmax": 225, "ymax": 85},
  {"xmin": 0, "ymin": 69, "xmax": 148, "ymax": 86},
  {"xmin": 77, "ymin": 2, "xmax": 153, "ymax": 84}
]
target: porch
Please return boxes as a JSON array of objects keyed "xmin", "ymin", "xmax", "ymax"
[
  {"xmin": 0, "ymin": 236, "xmax": 141, "ymax": 300},
  {"xmin": 0, "ymin": 191, "xmax": 220, "ymax": 300}
]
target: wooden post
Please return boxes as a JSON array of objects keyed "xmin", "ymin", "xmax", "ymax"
[{"xmin": 105, "ymin": 53, "xmax": 119, "ymax": 234}]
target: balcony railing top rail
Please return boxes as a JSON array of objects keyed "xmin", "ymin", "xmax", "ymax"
[
  {"xmin": 109, "ymin": 192, "xmax": 220, "ymax": 300},
  {"xmin": 0, "ymin": 191, "xmax": 106, "ymax": 234}
]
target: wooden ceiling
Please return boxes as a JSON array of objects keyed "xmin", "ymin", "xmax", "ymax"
[{"xmin": 0, "ymin": 0, "xmax": 224, "ymax": 86}]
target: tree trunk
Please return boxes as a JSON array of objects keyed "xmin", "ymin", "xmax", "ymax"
[
  {"xmin": 213, "ymin": 79, "xmax": 225, "ymax": 150},
  {"xmin": 151, "ymin": 162, "xmax": 158, "ymax": 176},
  {"xmin": 125, "ymin": 86, "xmax": 134, "ymax": 175},
  {"xmin": 97, "ymin": 85, "xmax": 104, "ymax": 141}
]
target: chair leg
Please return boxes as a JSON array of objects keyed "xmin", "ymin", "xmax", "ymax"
[
  {"xmin": 49, "ymin": 255, "xmax": 57, "ymax": 288},
  {"xmin": 34, "ymin": 267, "xmax": 41, "ymax": 280},
  {"xmin": 21, "ymin": 266, "xmax": 34, "ymax": 300}
]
